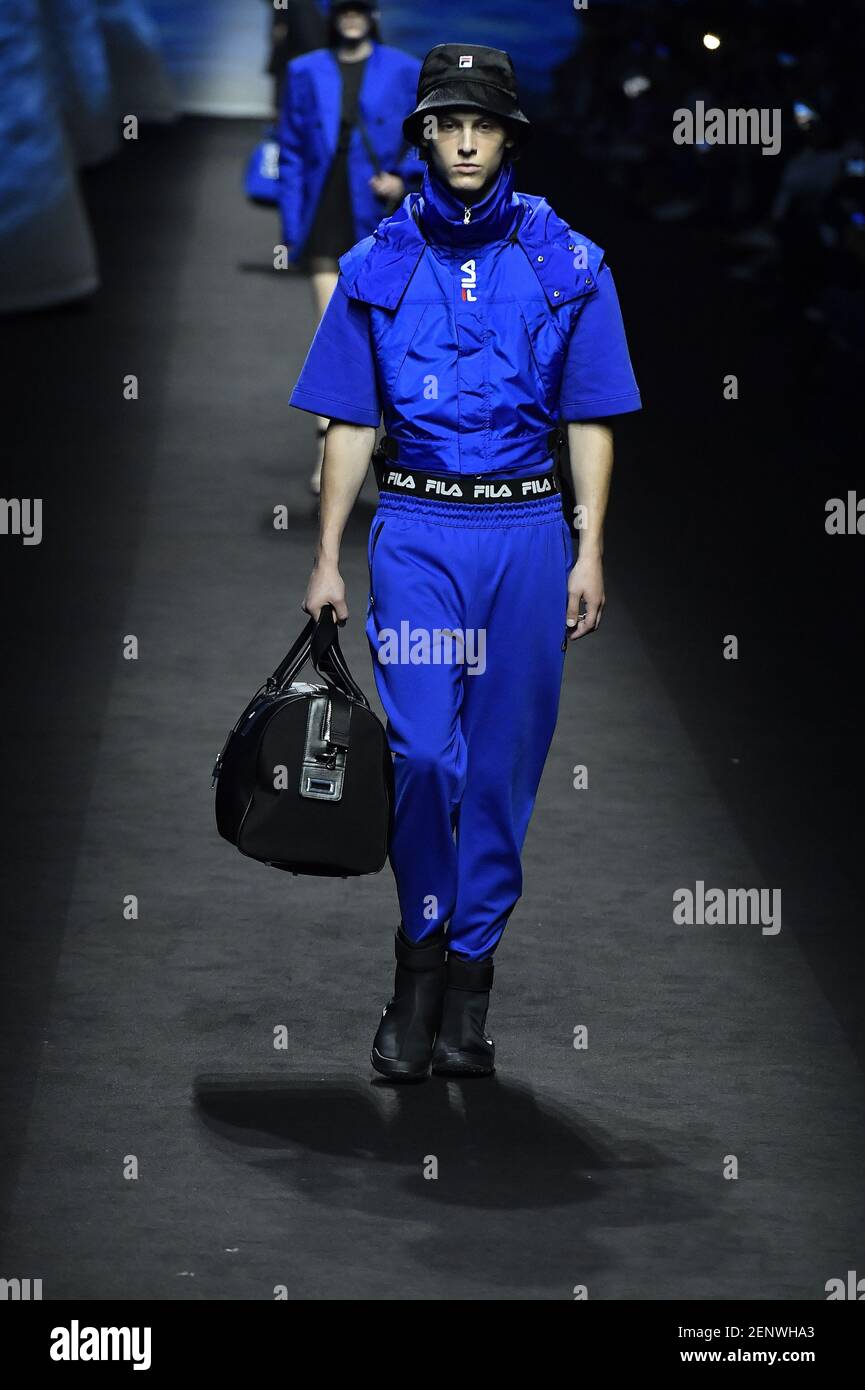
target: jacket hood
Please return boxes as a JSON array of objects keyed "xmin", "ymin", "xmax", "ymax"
[{"xmin": 339, "ymin": 188, "xmax": 605, "ymax": 312}]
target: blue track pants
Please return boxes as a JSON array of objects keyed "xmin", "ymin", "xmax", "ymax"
[{"xmin": 364, "ymin": 489, "xmax": 574, "ymax": 961}]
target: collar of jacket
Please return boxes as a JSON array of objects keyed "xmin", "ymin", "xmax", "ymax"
[
  {"xmin": 417, "ymin": 160, "xmax": 521, "ymax": 248},
  {"xmin": 339, "ymin": 185, "xmax": 604, "ymax": 312}
]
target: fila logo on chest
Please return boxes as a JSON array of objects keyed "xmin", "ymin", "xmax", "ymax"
[{"xmin": 460, "ymin": 259, "xmax": 478, "ymax": 301}]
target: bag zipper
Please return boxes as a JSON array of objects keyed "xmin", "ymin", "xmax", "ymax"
[{"xmin": 463, "ymin": 204, "xmax": 472, "ymax": 224}]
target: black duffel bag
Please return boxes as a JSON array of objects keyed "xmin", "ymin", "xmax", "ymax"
[{"xmin": 212, "ymin": 605, "xmax": 393, "ymax": 876}]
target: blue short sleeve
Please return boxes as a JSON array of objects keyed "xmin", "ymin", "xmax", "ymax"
[
  {"xmin": 289, "ymin": 276, "xmax": 382, "ymax": 427},
  {"xmin": 557, "ymin": 264, "xmax": 642, "ymax": 421}
]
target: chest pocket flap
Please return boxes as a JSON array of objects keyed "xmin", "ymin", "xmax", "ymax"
[{"xmin": 518, "ymin": 233, "xmax": 605, "ymax": 309}]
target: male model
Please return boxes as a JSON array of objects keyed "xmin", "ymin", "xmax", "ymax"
[{"xmin": 290, "ymin": 44, "xmax": 641, "ymax": 1081}]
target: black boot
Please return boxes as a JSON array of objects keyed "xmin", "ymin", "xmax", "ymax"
[
  {"xmin": 431, "ymin": 954, "xmax": 495, "ymax": 1077},
  {"xmin": 371, "ymin": 925, "xmax": 447, "ymax": 1081}
]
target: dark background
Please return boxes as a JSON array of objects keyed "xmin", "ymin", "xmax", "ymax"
[{"xmin": 2, "ymin": 0, "xmax": 864, "ymax": 1301}]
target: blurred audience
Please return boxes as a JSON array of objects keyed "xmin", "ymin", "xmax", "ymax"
[{"xmin": 552, "ymin": 0, "xmax": 865, "ymax": 363}]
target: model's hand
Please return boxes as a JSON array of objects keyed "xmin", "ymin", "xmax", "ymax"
[
  {"xmin": 370, "ymin": 172, "xmax": 404, "ymax": 203},
  {"xmin": 302, "ymin": 559, "xmax": 348, "ymax": 623},
  {"xmin": 566, "ymin": 553, "xmax": 604, "ymax": 641}
]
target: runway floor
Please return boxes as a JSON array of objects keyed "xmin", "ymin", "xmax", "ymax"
[{"xmin": 1, "ymin": 118, "xmax": 863, "ymax": 1300}]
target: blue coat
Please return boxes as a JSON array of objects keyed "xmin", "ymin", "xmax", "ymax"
[
  {"xmin": 290, "ymin": 161, "xmax": 642, "ymax": 474},
  {"xmin": 277, "ymin": 41, "xmax": 424, "ymax": 261}
]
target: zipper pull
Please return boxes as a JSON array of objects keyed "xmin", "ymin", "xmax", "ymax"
[{"xmin": 463, "ymin": 204, "xmax": 472, "ymax": 224}]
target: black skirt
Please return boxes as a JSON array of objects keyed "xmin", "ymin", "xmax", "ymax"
[{"xmin": 301, "ymin": 150, "xmax": 356, "ymax": 264}]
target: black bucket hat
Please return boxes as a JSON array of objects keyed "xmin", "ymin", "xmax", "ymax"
[{"xmin": 402, "ymin": 43, "xmax": 531, "ymax": 147}]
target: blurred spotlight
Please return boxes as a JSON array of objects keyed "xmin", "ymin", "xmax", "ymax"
[
  {"xmin": 793, "ymin": 101, "xmax": 821, "ymax": 129},
  {"xmin": 623, "ymin": 75, "xmax": 651, "ymax": 99},
  {"xmin": 777, "ymin": 52, "xmax": 799, "ymax": 68},
  {"xmin": 702, "ymin": 33, "xmax": 721, "ymax": 51}
]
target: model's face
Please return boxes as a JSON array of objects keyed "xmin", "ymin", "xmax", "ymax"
[
  {"xmin": 426, "ymin": 109, "xmax": 513, "ymax": 198},
  {"xmin": 334, "ymin": 7, "xmax": 373, "ymax": 41}
]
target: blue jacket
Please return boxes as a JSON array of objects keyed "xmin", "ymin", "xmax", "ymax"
[
  {"xmin": 277, "ymin": 41, "xmax": 424, "ymax": 261},
  {"xmin": 290, "ymin": 160, "xmax": 642, "ymax": 474}
]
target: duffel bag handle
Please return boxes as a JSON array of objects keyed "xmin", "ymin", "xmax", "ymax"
[
  {"xmin": 268, "ymin": 616, "xmax": 315, "ymax": 690},
  {"xmin": 268, "ymin": 604, "xmax": 370, "ymax": 709},
  {"xmin": 311, "ymin": 605, "xmax": 370, "ymax": 706}
]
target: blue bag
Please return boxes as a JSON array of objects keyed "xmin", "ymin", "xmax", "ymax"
[{"xmin": 244, "ymin": 127, "xmax": 281, "ymax": 206}]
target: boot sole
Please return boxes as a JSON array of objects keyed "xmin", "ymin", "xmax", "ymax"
[
  {"xmin": 370, "ymin": 1047, "xmax": 430, "ymax": 1082},
  {"xmin": 431, "ymin": 1053, "xmax": 495, "ymax": 1078}
]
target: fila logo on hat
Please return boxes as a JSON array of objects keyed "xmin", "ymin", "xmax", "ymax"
[{"xmin": 459, "ymin": 55, "xmax": 473, "ymax": 68}]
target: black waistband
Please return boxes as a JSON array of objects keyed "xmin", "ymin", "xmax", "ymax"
[
  {"xmin": 373, "ymin": 455, "xmax": 560, "ymax": 505},
  {"xmin": 372, "ymin": 431, "xmax": 562, "ymax": 505}
]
